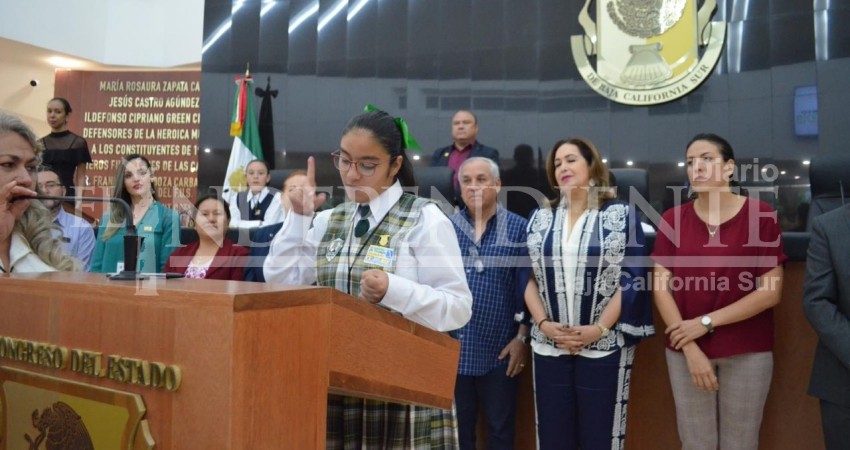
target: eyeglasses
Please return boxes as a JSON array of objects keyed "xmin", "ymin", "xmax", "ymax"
[
  {"xmin": 332, "ymin": 151, "xmax": 383, "ymax": 177},
  {"xmin": 468, "ymin": 246, "xmax": 485, "ymax": 273},
  {"xmin": 38, "ymin": 181, "xmax": 62, "ymax": 190}
]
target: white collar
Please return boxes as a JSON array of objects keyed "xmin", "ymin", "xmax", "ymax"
[
  {"xmin": 3, "ymin": 233, "xmax": 54, "ymax": 273},
  {"xmin": 247, "ymin": 187, "xmax": 269, "ymax": 203},
  {"xmin": 359, "ymin": 180, "xmax": 403, "ymax": 222}
]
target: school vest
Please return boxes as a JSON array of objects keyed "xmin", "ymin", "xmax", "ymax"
[{"xmin": 316, "ymin": 193, "xmax": 429, "ymax": 297}]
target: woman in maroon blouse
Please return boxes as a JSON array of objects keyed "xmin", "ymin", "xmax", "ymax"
[
  {"xmin": 651, "ymin": 133, "xmax": 786, "ymax": 450},
  {"xmin": 164, "ymin": 193, "xmax": 247, "ymax": 280}
]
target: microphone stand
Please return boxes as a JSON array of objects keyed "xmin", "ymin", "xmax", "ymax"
[{"xmin": 30, "ymin": 195, "xmax": 147, "ymax": 280}]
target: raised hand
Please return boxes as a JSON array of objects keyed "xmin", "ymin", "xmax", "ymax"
[
  {"xmin": 287, "ymin": 156, "xmax": 327, "ymax": 216},
  {"xmin": 0, "ymin": 179, "xmax": 37, "ymax": 244}
]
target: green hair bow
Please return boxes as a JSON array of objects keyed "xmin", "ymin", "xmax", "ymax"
[{"xmin": 363, "ymin": 104, "xmax": 422, "ymax": 152}]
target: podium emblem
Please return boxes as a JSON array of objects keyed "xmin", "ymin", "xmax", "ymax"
[
  {"xmin": 571, "ymin": 0, "xmax": 727, "ymax": 105},
  {"xmin": 0, "ymin": 367, "xmax": 155, "ymax": 450},
  {"xmin": 25, "ymin": 401, "xmax": 94, "ymax": 449}
]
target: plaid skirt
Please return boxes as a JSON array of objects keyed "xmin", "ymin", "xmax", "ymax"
[{"xmin": 326, "ymin": 395, "xmax": 458, "ymax": 450}]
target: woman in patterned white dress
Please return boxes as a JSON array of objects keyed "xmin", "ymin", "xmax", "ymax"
[{"xmin": 524, "ymin": 137, "xmax": 654, "ymax": 450}]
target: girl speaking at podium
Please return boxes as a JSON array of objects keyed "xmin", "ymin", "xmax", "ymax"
[{"xmin": 264, "ymin": 108, "xmax": 472, "ymax": 449}]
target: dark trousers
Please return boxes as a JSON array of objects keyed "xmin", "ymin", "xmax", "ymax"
[
  {"xmin": 454, "ymin": 365, "xmax": 518, "ymax": 450},
  {"xmin": 821, "ymin": 399, "xmax": 850, "ymax": 450},
  {"xmin": 533, "ymin": 349, "xmax": 631, "ymax": 450}
]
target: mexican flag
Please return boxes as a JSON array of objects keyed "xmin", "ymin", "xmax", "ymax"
[{"xmin": 222, "ymin": 74, "xmax": 263, "ymax": 203}]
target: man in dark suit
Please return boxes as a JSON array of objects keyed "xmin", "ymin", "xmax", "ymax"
[
  {"xmin": 431, "ymin": 110, "xmax": 499, "ymax": 206},
  {"xmin": 803, "ymin": 203, "xmax": 850, "ymax": 450}
]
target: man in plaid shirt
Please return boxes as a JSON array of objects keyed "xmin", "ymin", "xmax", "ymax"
[{"xmin": 449, "ymin": 157, "xmax": 532, "ymax": 450}]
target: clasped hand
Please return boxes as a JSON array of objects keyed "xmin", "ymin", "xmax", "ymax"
[
  {"xmin": 665, "ymin": 318, "xmax": 708, "ymax": 350},
  {"xmin": 541, "ymin": 322, "xmax": 602, "ymax": 354}
]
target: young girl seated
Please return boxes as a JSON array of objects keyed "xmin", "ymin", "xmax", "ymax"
[{"xmin": 229, "ymin": 160, "xmax": 284, "ymax": 229}]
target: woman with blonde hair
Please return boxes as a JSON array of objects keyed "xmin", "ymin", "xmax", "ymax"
[
  {"xmin": 0, "ymin": 112, "xmax": 79, "ymax": 272},
  {"xmin": 90, "ymin": 154, "xmax": 180, "ymax": 273}
]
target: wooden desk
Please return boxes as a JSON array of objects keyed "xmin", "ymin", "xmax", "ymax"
[{"xmin": 0, "ymin": 273, "xmax": 459, "ymax": 449}]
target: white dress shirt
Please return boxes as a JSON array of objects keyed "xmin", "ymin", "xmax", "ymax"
[
  {"xmin": 531, "ymin": 208, "xmax": 613, "ymax": 359},
  {"xmin": 229, "ymin": 187, "xmax": 284, "ymax": 229},
  {"xmin": 263, "ymin": 181, "xmax": 472, "ymax": 332},
  {"xmin": 54, "ymin": 207, "xmax": 96, "ymax": 271}
]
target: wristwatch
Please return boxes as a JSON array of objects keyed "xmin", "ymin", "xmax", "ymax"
[
  {"xmin": 700, "ymin": 315, "xmax": 715, "ymax": 334},
  {"xmin": 515, "ymin": 334, "xmax": 529, "ymax": 344},
  {"xmin": 594, "ymin": 322, "xmax": 610, "ymax": 337}
]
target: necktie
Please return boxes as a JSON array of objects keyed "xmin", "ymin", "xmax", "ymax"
[{"xmin": 354, "ymin": 204, "xmax": 371, "ymax": 238}]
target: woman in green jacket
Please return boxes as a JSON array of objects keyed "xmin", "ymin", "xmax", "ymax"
[{"xmin": 90, "ymin": 154, "xmax": 180, "ymax": 273}]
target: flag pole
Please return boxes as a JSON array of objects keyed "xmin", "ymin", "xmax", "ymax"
[{"xmin": 223, "ymin": 67, "xmax": 264, "ymax": 203}]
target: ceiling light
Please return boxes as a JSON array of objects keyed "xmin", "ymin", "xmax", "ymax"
[
  {"xmin": 47, "ymin": 56, "xmax": 83, "ymax": 69},
  {"xmin": 347, "ymin": 0, "xmax": 372, "ymax": 21},
  {"xmin": 318, "ymin": 0, "xmax": 346, "ymax": 31},
  {"xmin": 289, "ymin": 1, "xmax": 319, "ymax": 34}
]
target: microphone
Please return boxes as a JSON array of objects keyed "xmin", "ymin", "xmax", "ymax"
[{"xmin": 23, "ymin": 194, "xmax": 146, "ymax": 280}]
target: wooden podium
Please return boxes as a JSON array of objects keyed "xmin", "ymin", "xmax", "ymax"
[{"xmin": 0, "ymin": 272, "xmax": 460, "ymax": 449}]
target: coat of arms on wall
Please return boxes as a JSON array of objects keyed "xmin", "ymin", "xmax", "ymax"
[{"xmin": 571, "ymin": 0, "xmax": 727, "ymax": 105}]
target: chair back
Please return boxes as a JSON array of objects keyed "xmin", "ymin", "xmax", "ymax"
[
  {"xmin": 268, "ymin": 169, "xmax": 294, "ymax": 190},
  {"xmin": 409, "ymin": 166, "xmax": 455, "ymax": 214},
  {"xmin": 609, "ymin": 168, "xmax": 649, "ymax": 204},
  {"xmin": 808, "ymin": 153, "xmax": 850, "ymax": 230}
]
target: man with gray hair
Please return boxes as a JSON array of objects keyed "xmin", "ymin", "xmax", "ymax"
[{"xmin": 449, "ymin": 156, "xmax": 530, "ymax": 449}]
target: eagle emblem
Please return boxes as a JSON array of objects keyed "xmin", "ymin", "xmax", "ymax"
[{"xmin": 24, "ymin": 402, "xmax": 95, "ymax": 450}]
